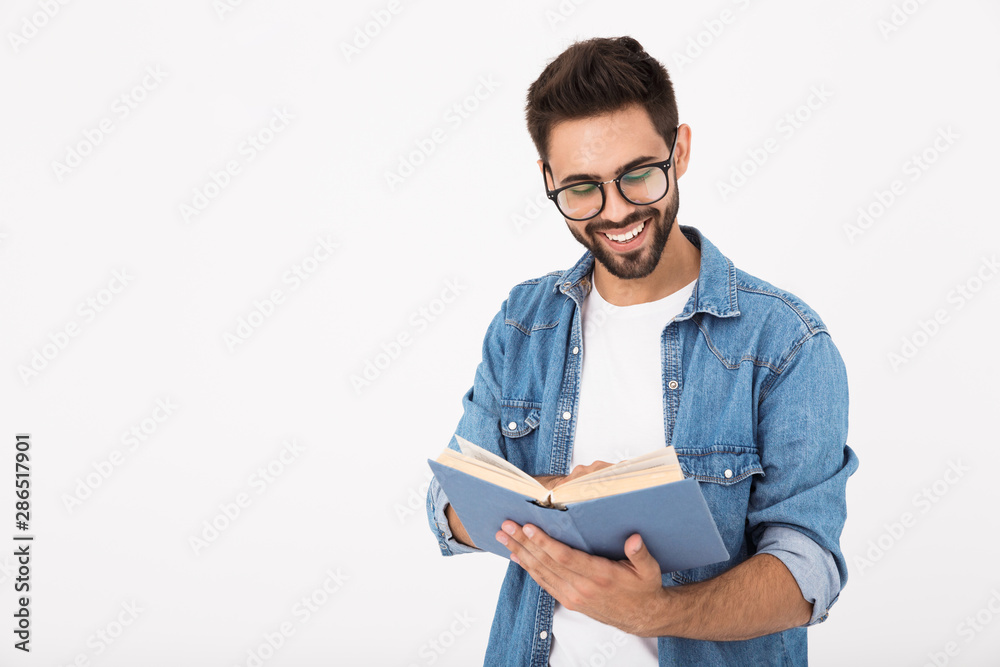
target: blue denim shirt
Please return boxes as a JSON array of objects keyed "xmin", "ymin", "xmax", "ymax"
[{"xmin": 426, "ymin": 225, "xmax": 859, "ymax": 666}]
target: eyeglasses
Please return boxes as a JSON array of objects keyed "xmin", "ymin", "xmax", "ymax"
[{"xmin": 542, "ymin": 127, "xmax": 679, "ymax": 221}]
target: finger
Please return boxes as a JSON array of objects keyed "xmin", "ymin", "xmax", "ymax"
[
  {"xmin": 564, "ymin": 460, "xmax": 615, "ymax": 483},
  {"xmin": 494, "ymin": 522, "xmax": 537, "ymax": 562},
  {"xmin": 496, "ymin": 521, "xmax": 578, "ymax": 578},
  {"xmin": 623, "ymin": 533, "xmax": 661, "ymax": 580},
  {"xmin": 496, "ymin": 523, "xmax": 573, "ymax": 597},
  {"xmin": 516, "ymin": 523, "xmax": 605, "ymax": 585},
  {"xmin": 539, "ymin": 475, "xmax": 566, "ymax": 490}
]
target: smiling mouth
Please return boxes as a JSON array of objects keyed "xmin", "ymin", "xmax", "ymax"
[{"xmin": 601, "ymin": 218, "xmax": 648, "ymax": 245}]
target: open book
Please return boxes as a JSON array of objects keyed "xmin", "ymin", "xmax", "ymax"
[
  {"xmin": 428, "ymin": 435, "xmax": 729, "ymax": 573},
  {"xmin": 436, "ymin": 435, "xmax": 684, "ymax": 509}
]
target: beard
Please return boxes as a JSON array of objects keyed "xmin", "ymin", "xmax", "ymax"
[{"xmin": 566, "ymin": 179, "xmax": 680, "ymax": 280}]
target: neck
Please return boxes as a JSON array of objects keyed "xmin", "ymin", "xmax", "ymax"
[{"xmin": 593, "ymin": 223, "xmax": 701, "ymax": 306}]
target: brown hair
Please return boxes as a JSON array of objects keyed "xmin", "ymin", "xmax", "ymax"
[{"xmin": 525, "ymin": 36, "xmax": 678, "ymax": 165}]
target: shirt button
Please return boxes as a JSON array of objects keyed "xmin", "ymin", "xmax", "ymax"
[
  {"xmin": 668, "ymin": 380, "xmax": 679, "ymax": 390},
  {"xmin": 562, "ymin": 411, "xmax": 571, "ymax": 420},
  {"xmin": 508, "ymin": 421, "xmax": 518, "ymax": 430},
  {"xmin": 724, "ymin": 469, "xmax": 733, "ymax": 479},
  {"xmin": 572, "ymin": 346, "xmax": 579, "ymax": 355},
  {"xmin": 539, "ymin": 630, "xmax": 548, "ymax": 640}
]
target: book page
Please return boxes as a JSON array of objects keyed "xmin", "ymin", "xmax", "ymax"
[
  {"xmin": 437, "ymin": 449, "xmax": 549, "ymax": 502},
  {"xmin": 557, "ymin": 446, "xmax": 680, "ymax": 485},
  {"xmin": 551, "ymin": 468, "xmax": 679, "ymax": 505},
  {"xmin": 557, "ymin": 465, "xmax": 682, "ymax": 491},
  {"xmin": 454, "ymin": 435, "xmax": 540, "ymax": 486}
]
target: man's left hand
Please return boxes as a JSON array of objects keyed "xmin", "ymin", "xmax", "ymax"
[{"xmin": 495, "ymin": 521, "xmax": 667, "ymax": 636}]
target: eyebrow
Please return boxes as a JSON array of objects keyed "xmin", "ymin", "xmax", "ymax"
[{"xmin": 556, "ymin": 155, "xmax": 661, "ymax": 187}]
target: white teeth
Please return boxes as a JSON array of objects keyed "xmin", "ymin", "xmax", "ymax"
[{"xmin": 604, "ymin": 220, "xmax": 645, "ymax": 243}]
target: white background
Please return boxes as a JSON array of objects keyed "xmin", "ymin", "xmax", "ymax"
[{"xmin": 1, "ymin": 1, "xmax": 998, "ymax": 665}]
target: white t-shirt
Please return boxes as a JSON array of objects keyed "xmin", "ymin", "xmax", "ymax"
[{"xmin": 548, "ymin": 272, "xmax": 697, "ymax": 667}]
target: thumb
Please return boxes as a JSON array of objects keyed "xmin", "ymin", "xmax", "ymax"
[{"xmin": 625, "ymin": 534, "xmax": 658, "ymax": 576}]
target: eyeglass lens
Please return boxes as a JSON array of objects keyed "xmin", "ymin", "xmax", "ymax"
[{"xmin": 556, "ymin": 165, "xmax": 668, "ymax": 220}]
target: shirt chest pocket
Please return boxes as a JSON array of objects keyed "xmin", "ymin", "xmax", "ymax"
[
  {"xmin": 498, "ymin": 401, "xmax": 542, "ymax": 471},
  {"xmin": 670, "ymin": 446, "xmax": 764, "ymax": 584},
  {"xmin": 499, "ymin": 402, "xmax": 541, "ymax": 437}
]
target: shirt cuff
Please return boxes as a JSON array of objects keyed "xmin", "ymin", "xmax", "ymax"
[
  {"xmin": 755, "ymin": 525, "xmax": 841, "ymax": 626},
  {"xmin": 427, "ymin": 475, "xmax": 482, "ymax": 556}
]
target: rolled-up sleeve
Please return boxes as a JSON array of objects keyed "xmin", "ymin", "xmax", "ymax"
[
  {"xmin": 756, "ymin": 526, "xmax": 841, "ymax": 626},
  {"xmin": 748, "ymin": 330, "xmax": 860, "ymax": 625},
  {"xmin": 427, "ymin": 473, "xmax": 482, "ymax": 556}
]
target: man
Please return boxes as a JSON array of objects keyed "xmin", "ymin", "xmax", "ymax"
[{"xmin": 425, "ymin": 35, "xmax": 858, "ymax": 666}]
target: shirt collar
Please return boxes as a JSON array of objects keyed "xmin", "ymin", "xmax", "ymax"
[{"xmin": 553, "ymin": 225, "xmax": 740, "ymax": 319}]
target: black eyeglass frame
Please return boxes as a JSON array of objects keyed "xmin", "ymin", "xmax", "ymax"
[{"xmin": 542, "ymin": 126, "xmax": 680, "ymax": 221}]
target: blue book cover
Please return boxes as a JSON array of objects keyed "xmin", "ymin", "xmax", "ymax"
[{"xmin": 428, "ymin": 457, "xmax": 729, "ymax": 573}]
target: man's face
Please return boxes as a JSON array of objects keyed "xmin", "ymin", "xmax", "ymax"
[{"xmin": 540, "ymin": 105, "xmax": 679, "ymax": 280}]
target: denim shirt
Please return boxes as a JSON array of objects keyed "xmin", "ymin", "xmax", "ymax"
[{"xmin": 426, "ymin": 225, "xmax": 859, "ymax": 666}]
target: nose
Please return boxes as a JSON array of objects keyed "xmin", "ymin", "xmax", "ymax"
[{"xmin": 601, "ymin": 182, "xmax": 635, "ymax": 223}]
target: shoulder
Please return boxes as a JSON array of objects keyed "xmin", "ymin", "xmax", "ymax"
[
  {"xmin": 733, "ymin": 267, "xmax": 828, "ymax": 338},
  {"xmin": 511, "ymin": 270, "xmax": 565, "ymax": 291},
  {"xmin": 684, "ymin": 225, "xmax": 827, "ymax": 341},
  {"xmin": 706, "ymin": 265, "xmax": 836, "ymax": 374},
  {"xmin": 500, "ymin": 270, "xmax": 568, "ymax": 336}
]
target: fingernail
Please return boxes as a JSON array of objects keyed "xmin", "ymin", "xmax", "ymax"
[
  {"xmin": 496, "ymin": 532, "xmax": 508, "ymax": 545},
  {"xmin": 502, "ymin": 523, "xmax": 516, "ymax": 535},
  {"xmin": 523, "ymin": 525, "xmax": 535, "ymax": 538},
  {"xmin": 511, "ymin": 554, "xmax": 520, "ymax": 564}
]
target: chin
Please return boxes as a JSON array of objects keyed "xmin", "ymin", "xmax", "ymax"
[{"xmin": 589, "ymin": 215, "xmax": 675, "ymax": 281}]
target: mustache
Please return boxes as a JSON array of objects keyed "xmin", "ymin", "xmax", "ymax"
[{"xmin": 585, "ymin": 208, "xmax": 658, "ymax": 235}]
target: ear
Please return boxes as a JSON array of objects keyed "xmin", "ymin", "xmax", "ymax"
[{"xmin": 673, "ymin": 124, "xmax": 692, "ymax": 179}]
